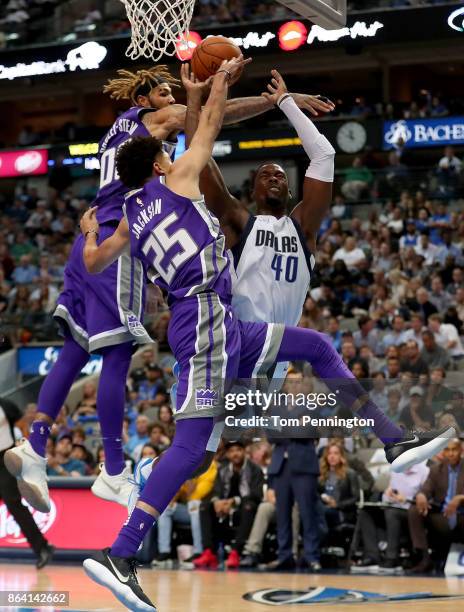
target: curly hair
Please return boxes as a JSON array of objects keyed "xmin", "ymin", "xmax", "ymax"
[
  {"xmin": 116, "ymin": 136, "xmax": 163, "ymax": 189},
  {"xmin": 103, "ymin": 66, "xmax": 180, "ymax": 105}
]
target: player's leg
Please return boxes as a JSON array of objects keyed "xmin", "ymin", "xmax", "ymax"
[
  {"xmin": 4, "ymin": 235, "xmax": 90, "ymax": 512},
  {"xmin": 278, "ymin": 326, "xmax": 403, "ymax": 443},
  {"xmin": 91, "ymin": 342, "xmax": 134, "ymax": 505},
  {"xmin": 83, "ymin": 232, "xmax": 152, "ymax": 504},
  {"xmin": 96, "ymin": 342, "xmax": 132, "ymax": 476},
  {"xmin": 84, "ymin": 294, "xmax": 240, "ymax": 610},
  {"xmin": 83, "ymin": 417, "xmax": 214, "ymax": 610},
  {"xmin": 33, "ymin": 337, "xmax": 90, "ymax": 448},
  {"xmin": 132, "ymin": 294, "xmax": 237, "ymax": 522},
  {"xmin": 33, "ymin": 233, "xmax": 90, "ymax": 447},
  {"xmin": 130, "ymin": 297, "xmax": 237, "ymax": 495},
  {"xmin": 275, "ymin": 326, "xmax": 455, "ymax": 470}
]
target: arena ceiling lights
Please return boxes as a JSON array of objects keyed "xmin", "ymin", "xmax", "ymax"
[{"xmin": 175, "ymin": 19, "xmax": 384, "ymax": 59}]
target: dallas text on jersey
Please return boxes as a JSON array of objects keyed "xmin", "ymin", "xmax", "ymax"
[{"xmin": 255, "ymin": 229, "xmax": 298, "ymax": 253}]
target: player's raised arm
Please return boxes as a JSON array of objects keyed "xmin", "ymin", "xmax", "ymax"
[
  {"xmin": 181, "ymin": 64, "xmax": 209, "ymax": 150},
  {"xmin": 262, "ymin": 70, "xmax": 335, "ymax": 253},
  {"xmin": 81, "ymin": 207, "xmax": 130, "ymax": 274},
  {"xmin": 167, "ymin": 57, "xmax": 249, "ymax": 196},
  {"xmin": 181, "ymin": 64, "xmax": 247, "ymax": 233},
  {"xmin": 144, "ymin": 96, "xmax": 336, "ymax": 140},
  {"xmin": 143, "ymin": 92, "xmax": 335, "ymax": 138},
  {"xmin": 143, "ymin": 104, "xmax": 187, "ymax": 139}
]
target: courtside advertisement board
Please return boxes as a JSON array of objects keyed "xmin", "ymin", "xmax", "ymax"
[{"xmin": 0, "ymin": 489, "xmax": 126, "ymax": 550}]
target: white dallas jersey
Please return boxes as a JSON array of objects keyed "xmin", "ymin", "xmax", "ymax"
[{"xmin": 231, "ymin": 214, "xmax": 315, "ymax": 326}]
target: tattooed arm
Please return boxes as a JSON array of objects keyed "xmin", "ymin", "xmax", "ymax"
[{"xmin": 142, "ymin": 93, "xmax": 335, "ymax": 137}]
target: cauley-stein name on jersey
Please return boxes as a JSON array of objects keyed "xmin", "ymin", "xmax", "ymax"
[{"xmin": 99, "ymin": 117, "xmax": 139, "ymax": 154}]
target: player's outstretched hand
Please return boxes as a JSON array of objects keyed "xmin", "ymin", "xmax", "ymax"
[
  {"xmin": 263, "ymin": 69, "xmax": 335, "ymax": 115},
  {"xmin": 218, "ymin": 55, "xmax": 252, "ymax": 85},
  {"xmin": 261, "ymin": 69, "xmax": 288, "ymax": 105},
  {"xmin": 292, "ymin": 93, "xmax": 336, "ymax": 116},
  {"xmin": 80, "ymin": 206, "xmax": 99, "ymax": 237},
  {"xmin": 180, "ymin": 62, "xmax": 213, "ymax": 97}
]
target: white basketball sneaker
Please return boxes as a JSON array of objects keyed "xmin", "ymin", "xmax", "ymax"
[
  {"xmin": 4, "ymin": 439, "xmax": 50, "ymax": 513},
  {"xmin": 91, "ymin": 463, "xmax": 137, "ymax": 506},
  {"xmin": 128, "ymin": 457, "xmax": 157, "ymax": 515}
]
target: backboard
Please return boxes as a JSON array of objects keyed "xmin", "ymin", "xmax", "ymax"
[{"xmin": 276, "ymin": 0, "xmax": 347, "ymax": 29}]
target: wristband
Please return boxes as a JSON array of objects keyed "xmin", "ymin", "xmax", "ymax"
[
  {"xmin": 85, "ymin": 228, "xmax": 99, "ymax": 240},
  {"xmin": 216, "ymin": 69, "xmax": 231, "ymax": 82},
  {"xmin": 277, "ymin": 93, "xmax": 292, "ymax": 108}
]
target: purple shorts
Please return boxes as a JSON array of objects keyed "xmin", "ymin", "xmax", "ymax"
[
  {"xmin": 168, "ymin": 292, "xmax": 284, "ymax": 420},
  {"xmin": 54, "ymin": 223, "xmax": 152, "ymax": 353}
]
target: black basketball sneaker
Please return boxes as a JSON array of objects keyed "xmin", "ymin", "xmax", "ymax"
[
  {"xmin": 83, "ymin": 548, "xmax": 157, "ymax": 612},
  {"xmin": 385, "ymin": 425, "xmax": 456, "ymax": 472}
]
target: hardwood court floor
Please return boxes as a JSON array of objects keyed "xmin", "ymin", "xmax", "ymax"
[{"xmin": 0, "ymin": 562, "xmax": 463, "ymax": 611}]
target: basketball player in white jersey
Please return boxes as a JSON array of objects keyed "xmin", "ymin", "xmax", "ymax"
[
  {"xmin": 182, "ymin": 68, "xmax": 335, "ymax": 458},
  {"xmin": 129, "ymin": 70, "xmax": 455, "ymax": 521},
  {"xmin": 127, "ymin": 69, "xmax": 336, "ymax": 508},
  {"xmin": 186, "ymin": 69, "xmax": 333, "ymax": 332},
  {"xmin": 125, "ymin": 68, "xmax": 334, "ymax": 507}
]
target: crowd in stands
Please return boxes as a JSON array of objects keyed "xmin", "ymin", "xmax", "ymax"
[
  {"xmin": 0, "ymin": 0, "xmax": 461, "ymax": 48},
  {"xmin": 1, "ymin": 116, "xmax": 464, "ymax": 574},
  {"xmin": 10, "ymin": 383, "xmax": 464, "ymax": 574},
  {"xmin": 336, "ymin": 92, "xmax": 463, "ymax": 120},
  {"xmin": 1, "ymin": 143, "xmax": 463, "ymax": 348}
]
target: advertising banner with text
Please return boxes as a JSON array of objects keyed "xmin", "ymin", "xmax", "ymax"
[
  {"xmin": 0, "ymin": 6, "xmax": 461, "ymax": 80},
  {"xmin": 0, "ymin": 488, "xmax": 126, "ymax": 550}
]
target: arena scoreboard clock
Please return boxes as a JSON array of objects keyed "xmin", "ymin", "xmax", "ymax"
[{"xmin": 336, "ymin": 121, "xmax": 367, "ymax": 153}]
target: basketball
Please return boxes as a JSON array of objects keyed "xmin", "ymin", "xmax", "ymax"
[{"xmin": 191, "ymin": 36, "xmax": 242, "ymax": 83}]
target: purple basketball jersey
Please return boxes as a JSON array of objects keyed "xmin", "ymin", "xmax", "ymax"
[
  {"xmin": 94, "ymin": 107, "xmax": 153, "ymax": 224},
  {"xmin": 124, "ymin": 177, "xmax": 232, "ymax": 304}
]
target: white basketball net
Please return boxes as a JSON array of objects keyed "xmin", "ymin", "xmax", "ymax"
[{"xmin": 121, "ymin": 0, "xmax": 196, "ymax": 60}]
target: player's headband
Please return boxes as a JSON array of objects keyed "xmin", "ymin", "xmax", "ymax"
[{"xmin": 134, "ymin": 78, "xmax": 167, "ymax": 100}]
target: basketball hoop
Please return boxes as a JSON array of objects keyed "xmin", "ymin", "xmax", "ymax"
[{"xmin": 121, "ymin": 0, "xmax": 196, "ymax": 60}]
